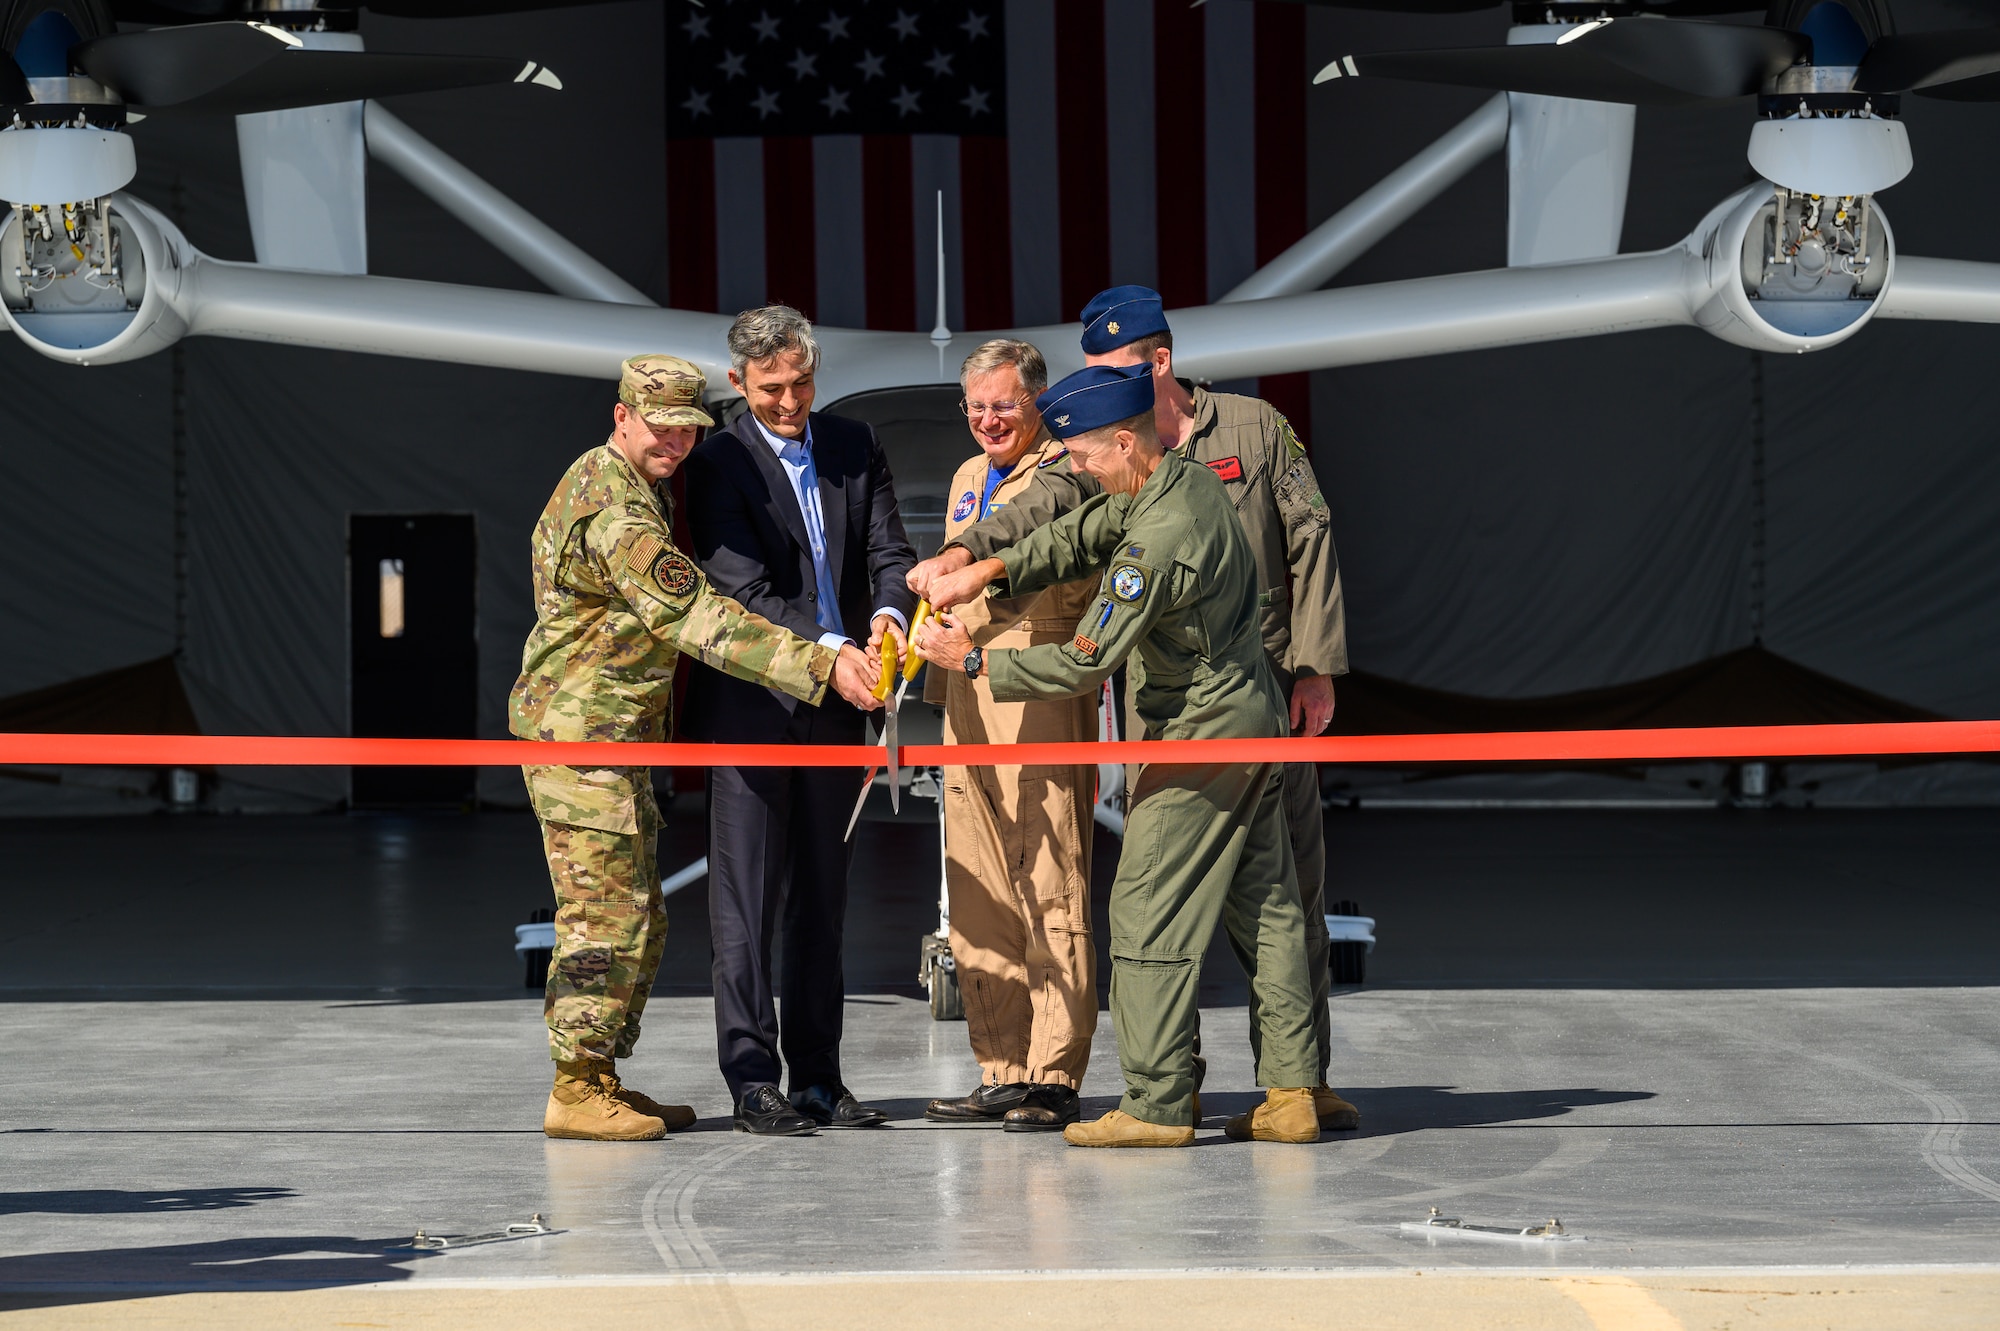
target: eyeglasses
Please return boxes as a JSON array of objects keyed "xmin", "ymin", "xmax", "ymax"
[{"xmin": 959, "ymin": 397, "xmax": 1030, "ymax": 420}]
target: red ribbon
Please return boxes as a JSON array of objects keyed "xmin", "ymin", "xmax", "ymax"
[{"xmin": 1, "ymin": 721, "xmax": 1996, "ymax": 768}]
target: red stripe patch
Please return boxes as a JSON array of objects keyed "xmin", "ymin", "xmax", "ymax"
[{"xmin": 1207, "ymin": 456, "xmax": 1243, "ymax": 482}]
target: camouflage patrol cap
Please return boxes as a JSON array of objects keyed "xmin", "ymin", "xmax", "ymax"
[{"xmin": 618, "ymin": 354, "xmax": 714, "ymax": 427}]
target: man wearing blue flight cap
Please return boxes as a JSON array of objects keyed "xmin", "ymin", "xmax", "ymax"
[
  {"xmin": 911, "ymin": 284, "xmax": 1357, "ymax": 1136},
  {"xmin": 913, "ymin": 363, "xmax": 1321, "ymax": 1147}
]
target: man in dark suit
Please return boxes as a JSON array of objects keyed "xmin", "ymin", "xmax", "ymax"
[{"xmin": 684, "ymin": 304, "xmax": 918, "ymax": 1136}]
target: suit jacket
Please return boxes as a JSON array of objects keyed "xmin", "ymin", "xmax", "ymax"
[{"xmin": 682, "ymin": 409, "xmax": 918, "ymax": 744}]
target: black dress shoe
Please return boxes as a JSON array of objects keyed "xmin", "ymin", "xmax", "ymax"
[
  {"xmin": 791, "ymin": 1083, "xmax": 889, "ymax": 1129},
  {"xmin": 925, "ymin": 1082, "xmax": 1033, "ymax": 1123},
  {"xmin": 1002, "ymin": 1084, "xmax": 1080, "ymax": 1133},
  {"xmin": 734, "ymin": 1085, "xmax": 819, "ymax": 1136}
]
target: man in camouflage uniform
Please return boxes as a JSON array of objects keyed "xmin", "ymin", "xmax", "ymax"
[
  {"xmin": 510, "ymin": 354, "xmax": 880, "ymax": 1142},
  {"xmin": 912, "ymin": 286, "xmax": 1358, "ymax": 1133}
]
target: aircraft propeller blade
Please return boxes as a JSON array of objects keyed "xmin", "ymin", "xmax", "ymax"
[
  {"xmin": 1317, "ymin": 18, "xmax": 1808, "ymax": 106},
  {"xmin": 1854, "ymin": 27, "xmax": 2000, "ymax": 96},
  {"xmin": 74, "ymin": 22, "xmax": 559, "ymax": 115}
]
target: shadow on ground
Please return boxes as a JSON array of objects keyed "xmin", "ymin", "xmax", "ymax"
[{"xmin": 0, "ymin": 1189, "xmax": 295, "ymax": 1216}]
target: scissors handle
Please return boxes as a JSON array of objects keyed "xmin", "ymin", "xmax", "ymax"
[{"xmin": 901, "ymin": 600, "xmax": 932, "ymax": 682}]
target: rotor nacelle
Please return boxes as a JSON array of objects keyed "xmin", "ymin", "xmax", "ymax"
[
  {"xmin": 1688, "ymin": 180, "xmax": 1894, "ymax": 354},
  {"xmin": 0, "ymin": 192, "xmax": 187, "ymax": 363}
]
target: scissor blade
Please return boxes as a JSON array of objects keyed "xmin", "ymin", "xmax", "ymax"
[
  {"xmin": 842, "ymin": 764, "xmax": 880, "ymax": 842},
  {"xmin": 884, "ymin": 694, "xmax": 900, "ymax": 815},
  {"xmin": 843, "ymin": 713, "xmax": 893, "ymax": 842}
]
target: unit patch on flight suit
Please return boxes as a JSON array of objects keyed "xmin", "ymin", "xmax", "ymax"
[
  {"xmin": 653, "ymin": 550, "xmax": 699, "ymax": 596},
  {"xmin": 1038, "ymin": 447, "xmax": 1070, "ymax": 469},
  {"xmin": 1111, "ymin": 564, "xmax": 1148, "ymax": 602},
  {"xmin": 952, "ymin": 491, "xmax": 977, "ymax": 521},
  {"xmin": 1278, "ymin": 413, "xmax": 1306, "ymax": 458},
  {"xmin": 1207, "ymin": 456, "xmax": 1243, "ymax": 482}
]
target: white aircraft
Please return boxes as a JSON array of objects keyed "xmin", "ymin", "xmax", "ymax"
[{"xmin": 3, "ymin": 0, "xmax": 1999, "ymax": 405}]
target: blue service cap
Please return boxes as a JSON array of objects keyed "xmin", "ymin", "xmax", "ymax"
[
  {"xmin": 1035, "ymin": 363, "xmax": 1154, "ymax": 440},
  {"xmin": 1079, "ymin": 284, "xmax": 1170, "ymax": 354}
]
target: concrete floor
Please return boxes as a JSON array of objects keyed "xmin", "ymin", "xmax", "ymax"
[{"xmin": 2, "ymin": 806, "xmax": 1998, "ymax": 1321}]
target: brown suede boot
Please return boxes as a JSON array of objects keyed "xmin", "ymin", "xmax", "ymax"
[
  {"xmin": 604, "ymin": 1065, "xmax": 696, "ymax": 1132},
  {"xmin": 1315, "ymin": 1084, "xmax": 1361, "ymax": 1131},
  {"xmin": 545, "ymin": 1060, "xmax": 667, "ymax": 1141},
  {"xmin": 1062, "ymin": 1109, "xmax": 1196, "ymax": 1149},
  {"xmin": 1224, "ymin": 1088, "xmax": 1321, "ymax": 1143}
]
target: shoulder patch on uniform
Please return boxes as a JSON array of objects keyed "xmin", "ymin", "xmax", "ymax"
[
  {"xmin": 1207, "ymin": 456, "xmax": 1243, "ymax": 482},
  {"xmin": 652, "ymin": 550, "xmax": 699, "ymax": 596},
  {"xmin": 951, "ymin": 490, "xmax": 977, "ymax": 521},
  {"xmin": 1124, "ymin": 544, "xmax": 1145, "ymax": 559},
  {"xmin": 1110, "ymin": 563, "xmax": 1147, "ymax": 602},
  {"xmin": 1277, "ymin": 413, "xmax": 1305, "ymax": 459},
  {"xmin": 1038, "ymin": 448, "xmax": 1069, "ymax": 468},
  {"xmin": 627, "ymin": 531, "xmax": 667, "ymax": 577},
  {"xmin": 1073, "ymin": 633, "xmax": 1100, "ymax": 655}
]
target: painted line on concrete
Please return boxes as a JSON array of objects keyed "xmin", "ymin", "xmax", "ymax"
[{"xmin": 1553, "ymin": 1275, "xmax": 1686, "ymax": 1330}]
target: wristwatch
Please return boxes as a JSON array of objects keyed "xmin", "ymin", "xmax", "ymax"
[{"xmin": 962, "ymin": 647, "xmax": 983, "ymax": 679}]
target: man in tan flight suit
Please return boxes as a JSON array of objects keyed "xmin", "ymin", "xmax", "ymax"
[
  {"xmin": 511, "ymin": 354, "xmax": 881, "ymax": 1142},
  {"xmin": 910, "ymin": 285, "xmax": 1358, "ymax": 1132},
  {"xmin": 916, "ymin": 362, "xmax": 1322, "ymax": 1147},
  {"xmin": 920, "ymin": 340, "xmax": 1101, "ymax": 1132}
]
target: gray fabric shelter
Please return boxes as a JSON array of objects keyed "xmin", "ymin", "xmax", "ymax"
[{"xmin": 2, "ymin": 2, "xmax": 1996, "ymax": 812}]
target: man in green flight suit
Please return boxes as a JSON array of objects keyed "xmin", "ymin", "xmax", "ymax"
[
  {"xmin": 915, "ymin": 362, "xmax": 1322, "ymax": 1147},
  {"xmin": 910, "ymin": 285, "xmax": 1357, "ymax": 1134},
  {"xmin": 510, "ymin": 354, "xmax": 882, "ymax": 1142}
]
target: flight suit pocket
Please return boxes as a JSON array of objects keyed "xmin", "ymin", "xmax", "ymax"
[
  {"xmin": 1014, "ymin": 773, "xmax": 1088, "ymax": 935},
  {"xmin": 524, "ymin": 763, "xmax": 646, "ymax": 834},
  {"xmin": 944, "ymin": 778, "xmax": 986, "ymax": 882}
]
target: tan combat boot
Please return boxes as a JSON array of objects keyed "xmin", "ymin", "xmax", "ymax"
[
  {"xmin": 604, "ymin": 1065, "xmax": 696, "ymax": 1132},
  {"xmin": 1062, "ymin": 1110, "xmax": 1196, "ymax": 1149},
  {"xmin": 545, "ymin": 1060, "xmax": 667, "ymax": 1141},
  {"xmin": 1224, "ymin": 1088, "xmax": 1321, "ymax": 1143},
  {"xmin": 1315, "ymin": 1084, "xmax": 1360, "ymax": 1131}
]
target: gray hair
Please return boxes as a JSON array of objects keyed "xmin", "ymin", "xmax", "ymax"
[
  {"xmin": 958, "ymin": 338, "xmax": 1047, "ymax": 397},
  {"xmin": 727, "ymin": 304, "xmax": 822, "ymax": 377}
]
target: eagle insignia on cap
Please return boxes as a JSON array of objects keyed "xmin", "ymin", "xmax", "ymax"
[
  {"xmin": 1055, "ymin": 414, "xmax": 1069, "ymax": 427},
  {"xmin": 1106, "ymin": 320, "xmax": 1120, "ymax": 335}
]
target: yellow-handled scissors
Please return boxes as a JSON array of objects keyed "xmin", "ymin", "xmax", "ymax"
[{"xmin": 844, "ymin": 601, "xmax": 929, "ymax": 840}]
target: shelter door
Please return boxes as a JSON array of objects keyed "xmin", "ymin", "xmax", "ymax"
[{"xmin": 348, "ymin": 514, "xmax": 478, "ymax": 809}]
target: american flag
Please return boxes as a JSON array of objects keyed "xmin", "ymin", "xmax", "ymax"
[{"xmin": 662, "ymin": 0, "xmax": 1316, "ymax": 432}]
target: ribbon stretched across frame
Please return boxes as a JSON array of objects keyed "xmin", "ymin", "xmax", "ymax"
[{"xmin": 2, "ymin": 721, "xmax": 1998, "ymax": 768}]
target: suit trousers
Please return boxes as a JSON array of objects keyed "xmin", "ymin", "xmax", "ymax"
[{"xmin": 707, "ymin": 701, "xmax": 857, "ymax": 1102}]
